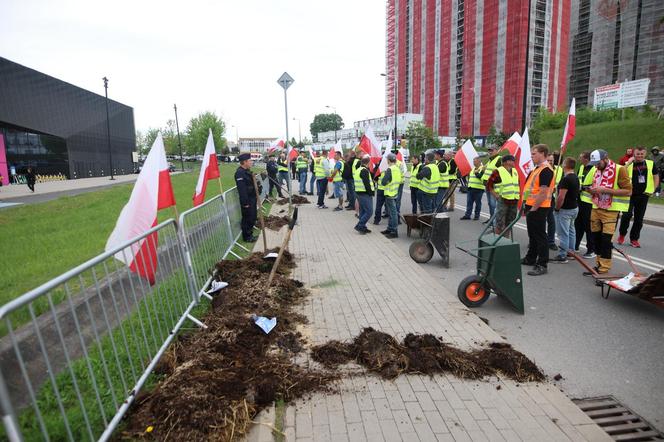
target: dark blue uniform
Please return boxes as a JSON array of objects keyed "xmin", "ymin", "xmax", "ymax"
[{"xmin": 234, "ymin": 166, "xmax": 257, "ymax": 241}]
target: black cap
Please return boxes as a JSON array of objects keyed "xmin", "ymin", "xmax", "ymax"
[
  {"xmin": 238, "ymin": 153, "xmax": 251, "ymax": 162},
  {"xmin": 435, "ymin": 149, "xmax": 445, "ymax": 156},
  {"xmin": 502, "ymin": 154, "xmax": 516, "ymax": 163}
]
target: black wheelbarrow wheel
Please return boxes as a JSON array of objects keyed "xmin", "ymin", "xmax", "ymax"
[
  {"xmin": 409, "ymin": 240, "xmax": 434, "ymax": 263},
  {"xmin": 457, "ymin": 275, "xmax": 490, "ymax": 308}
]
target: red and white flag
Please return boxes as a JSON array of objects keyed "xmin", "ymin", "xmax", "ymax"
[
  {"xmin": 287, "ymin": 145, "xmax": 299, "ymax": 162},
  {"xmin": 514, "ymin": 128, "xmax": 534, "ymax": 201},
  {"xmin": 105, "ymin": 133, "xmax": 176, "ymax": 284},
  {"xmin": 192, "ymin": 129, "xmax": 220, "ymax": 206},
  {"xmin": 503, "ymin": 132, "xmax": 522, "ymax": 156},
  {"xmin": 268, "ymin": 138, "xmax": 285, "ymax": 153},
  {"xmin": 328, "ymin": 139, "xmax": 342, "ymax": 160},
  {"xmin": 307, "ymin": 145, "xmax": 316, "ymax": 158},
  {"xmin": 454, "ymin": 140, "xmax": 479, "ymax": 177},
  {"xmin": 359, "ymin": 126, "xmax": 382, "ymax": 159},
  {"xmin": 377, "ymin": 136, "xmax": 393, "ymax": 175},
  {"xmin": 560, "ymin": 98, "xmax": 576, "ymax": 155}
]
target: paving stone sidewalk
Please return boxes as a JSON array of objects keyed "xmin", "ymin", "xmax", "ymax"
[{"xmin": 247, "ymin": 201, "xmax": 611, "ymax": 442}]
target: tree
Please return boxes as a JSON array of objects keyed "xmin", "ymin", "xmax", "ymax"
[
  {"xmin": 404, "ymin": 121, "xmax": 441, "ymax": 154},
  {"xmin": 309, "ymin": 113, "xmax": 344, "ymax": 141},
  {"xmin": 137, "ymin": 128, "xmax": 161, "ymax": 158},
  {"xmin": 485, "ymin": 125, "xmax": 509, "ymax": 148},
  {"xmin": 290, "ymin": 137, "xmax": 298, "ymax": 148},
  {"xmin": 184, "ymin": 111, "xmax": 227, "ymax": 155}
]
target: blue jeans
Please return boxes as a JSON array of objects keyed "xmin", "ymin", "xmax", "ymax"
[
  {"xmin": 309, "ymin": 173, "xmax": 316, "ymax": 193},
  {"xmin": 547, "ymin": 205, "xmax": 556, "ymax": 245},
  {"xmin": 465, "ymin": 189, "xmax": 483, "ymax": 219},
  {"xmin": 317, "ymin": 179, "xmax": 328, "ymax": 206},
  {"xmin": 385, "ymin": 197, "xmax": 398, "ymax": 234},
  {"xmin": 374, "ymin": 189, "xmax": 386, "ymax": 223},
  {"xmin": 419, "ymin": 192, "xmax": 435, "ymax": 214},
  {"xmin": 486, "ymin": 191, "xmax": 497, "ymax": 221},
  {"xmin": 333, "ymin": 181, "xmax": 344, "ymax": 198},
  {"xmin": 298, "ymin": 170, "xmax": 307, "ymax": 193},
  {"xmin": 555, "ymin": 207, "xmax": 578, "ymax": 258},
  {"xmin": 278, "ymin": 171, "xmax": 290, "ymax": 193},
  {"xmin": 435, "ymin": 187, "xmax": 447, "ymax": 212},
  {"xmin": 410, "ymin": 187, "xmax": 419, "ymax": 214},
  {"xmin": 396, "ymin": 184, "xmax": 404, "ymax": 214},
  {"xmin": 356, "ymin": 194, "xmax": 373, "ymax": 230},
  {"xmin": 345, "ymin": 178, "xmax": 356, "ymax": 207}
]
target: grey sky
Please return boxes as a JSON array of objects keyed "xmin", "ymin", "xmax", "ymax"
[{"xmin": 1, "ymin": 0, "xmax": 386, "ymax": 141}]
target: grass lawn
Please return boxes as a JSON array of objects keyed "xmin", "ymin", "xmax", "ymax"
[{"xmin": 0, "ymin": 163, "xmax": 252, "ymax": 307}]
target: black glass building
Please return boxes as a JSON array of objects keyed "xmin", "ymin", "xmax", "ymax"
[{"xmin": 0, "ymin": 57, "xmax": 135, "ymax": 179}]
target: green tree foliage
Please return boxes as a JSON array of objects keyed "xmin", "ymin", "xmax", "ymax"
[
  {"xmin": 309, "ymin": 113, "xmax": 344, "ymax": 141},
  {"xmin": 405, "ymin": 121, "xmax": 441, "ymax": 154},
  {"xmin": 290, "ymin": 137, "xmax": 298, "ymax": 148},
  {"xmin": 485, "ymin": 125, "xmax": 509, "ymax": 147},
  {"xmin": 184, "ymin": 111, "xmax": 227, "ymax": 155}
]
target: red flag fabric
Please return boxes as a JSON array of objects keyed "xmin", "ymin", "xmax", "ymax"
[
  {"xmin": 288, "ymin": 147, "xmax": 299, "ymax": 162},
  {"xmin": 454, "ymin": 140, "xmax": 479, "ymax": 177},
  {"xmin": 560, "ymin": 98, "xmax": 576, "ymax": 156},
  {"xmin": 106, "ymin": 133, "xmax": 175, "ymax": 284},
  {"xmin": 514, "ymin": 128, "xmax": 534, "ymax": 208},
  {"xmin": 268, "ymin": 138, "xmax": 285, "ymax": 153},
  {"xmin": 193, "ymin": 129, "xmax": 220, "ymax": 206},
  {"xmin": 359, "ymin": 126, "xmax": 382, "ymax": 159}
]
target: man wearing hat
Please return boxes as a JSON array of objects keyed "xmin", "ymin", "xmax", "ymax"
[
  {"xmin": 486, "ymin": 154, "xmax": 519, "ymax": 238},
  {"xmin": 584, "ymin": 149, "xmax": 631, "ymax": 275},
  {"xmin": 416, "ymin": 152, "xmax": 441, "ymax": 213},
  {"xmin": 380, "ymin": 153, "xmax": 401, "ymax": 238},
  {"xmin": 434, "ymin": 149, "xmax": 450, "ymax": 211},
  {"xmin": 314, "ymin": 149, "xmax": 330, "ymax": 208},
  {"xmin": 482, "ymin": 145, "xmax": 502, "ymax": 223},
  {"xmin": 234, "ymin": 153, "xmax": 259, "ymax": 242}
]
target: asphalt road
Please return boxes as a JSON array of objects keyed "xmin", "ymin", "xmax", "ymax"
[{"xmin": 389, "ymin": 187, "xmax": 664, "ymax": 432}]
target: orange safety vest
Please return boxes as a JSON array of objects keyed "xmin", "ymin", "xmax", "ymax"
[{"xmin": 524, "ymin": 164, "xmax": 554, "ymax": 208}]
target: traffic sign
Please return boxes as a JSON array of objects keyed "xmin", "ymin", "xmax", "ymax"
[{"xmin": 277, "ymin": 72, "xmax": 294, "ymax": 90}]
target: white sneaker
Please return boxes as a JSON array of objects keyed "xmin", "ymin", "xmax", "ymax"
[{"xmin": 582, "ymin": 252, "xmax": 597, "ymax": 259}]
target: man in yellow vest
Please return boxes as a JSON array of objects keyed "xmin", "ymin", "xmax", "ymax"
[
  {"xmin": 443, "ymin": 150, "xmax": 457, "ymax": 211},
  {"xmin": 354, "ymin": 155, "xmax": 374, "ymax": 234},
  {"xmin": 584, "ymin": 149, "xmax": 632, "ymax": 275},
  {"xmin": 574, "ymin": 151, "xmax": 596, "ymax": 258},
  {"xmin": 330, "ymin": 151, "xmax": 346, "ymax": 211},
  {"xmin": 277, "ymin": 152, "xmax": 289, "ymax": 191},
  {"xmin": 487, "ymin": 155, "xmax": 519, "ymax": 238},
  {"xmin": 461, "ymin": 156, "xmax": 485, "ymax": 220},
  {"xmin": 296, "ymin": 151, "xmax": 309, "ymax": 195},
  {"xmin": 314, "ymin": 149, "xmax": 330, "ymax": 208},
  {"xmin": 415, "ymin": 152, "xmax": 441, "ymax": 214},
  {"xmin": 482, "ymin": 145, "xmax": 502, "ymax": 223},
  {"xmin": 409, "ymin": 154, "xmax": 422, "ymax": 214},
  {"xmin": 434, "ymin": 150, "xmax": 450, "ymax": 211},
  {"xmin": 380, "ymin": 154, "xmax": 402, "ymax": 238},
  {"xmin": 617, "ymin": 146, "xmax": 660, "ymax": 248}
]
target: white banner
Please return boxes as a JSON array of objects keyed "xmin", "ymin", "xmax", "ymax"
[{"xmin": 593, "ymin": 78, "xmax": 650, "ymax": 110}]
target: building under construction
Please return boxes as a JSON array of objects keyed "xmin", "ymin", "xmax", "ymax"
[{"xmin": 569, "ymin": 0, "xmax": 664, "ymax": 109}]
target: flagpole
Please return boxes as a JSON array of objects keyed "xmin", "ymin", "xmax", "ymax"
[{"xmin": 217, "ymin": 177, "xmax": 224, "ymax": 197}]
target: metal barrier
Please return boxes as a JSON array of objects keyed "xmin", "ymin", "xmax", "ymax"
[{"xmin": 0, "ymin": 219, "xmax": 203, "ymax": 441}]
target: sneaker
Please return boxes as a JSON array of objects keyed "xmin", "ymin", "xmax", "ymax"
[
  {"xmin": 358, "ymin": 229, "xmax": 367, "ymax": 235},
  {"xmin": 362, "ymin": 228, "xmax": 372, "ymax": 233},
  {"xmin": 582, "ymin": 251, "xmax": 596, "ymax": 259},
  {"xmin": 334, "ymin": 207, "xmax": 343, "ymax": 211},
  {"xmin": 549, "ymin": 244, "xmax": 559, "ymax": 251},
  {"xmin": 527, "ymin": 265, "xmax": 548, "ymax": 276},
  {"xmin": 345, "ymin": 207, "xmax": 355, "ymax": 211},
  {"xmin": 386, "ymin": 232, "xmax": 398, "ymax": 239},
  {"xmin": 381, "ymin": 229, "xmax": 391, "ymax": 235},
  {"xmin": 460, "ymin": 216, "xmax": 471, "ymax": 220},
  {"xmin": 617, "ymin": 235, "xmax": 625, "ymax": 245},
  {"xmin": 630, "ymin": 240, "xmax": 641, "ymax": 248},
  {"xmin": 473, "ymin": 217, "xmax": 480, "ymax": 220},
  {"xmin": 551, "ymin": 256, "xmax": 568, "ymax": 264},
  {"xmin": 520, "ymin": 258, "xmax": 536, "ymax": 266},
  {"xmin": 318, "ymin": 205, "xmax": 328, "ymax": 209}
]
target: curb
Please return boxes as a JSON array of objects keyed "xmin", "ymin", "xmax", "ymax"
[{"xmin": 644, "ymin": 218, "xmax": 664, "ymax": 228}]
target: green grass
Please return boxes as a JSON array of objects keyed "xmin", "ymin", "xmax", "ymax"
[{"xmin": 539, "ymin": 118, "xmax": 664, "ymax": 160}]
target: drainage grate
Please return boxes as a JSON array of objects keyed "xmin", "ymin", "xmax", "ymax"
[{"xmin": 573, "ymin": 396, "xmax": 663, "ymax": 441}]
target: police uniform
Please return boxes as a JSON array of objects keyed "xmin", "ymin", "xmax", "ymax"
[{"xmin": 235, "ymin": 153, "xmax": 258, "ymax": 242}]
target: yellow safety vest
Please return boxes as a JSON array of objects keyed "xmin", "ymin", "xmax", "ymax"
[
  {"xmin": 333, "ymin": 160, "xmax": 345, "ymax": 182},
  {"xmin": 554, "ymin": 167, "xmax": 563, "ymax": 185},
  {"xmin": 482, "ymin": 156, "xmax": 500, "ymax": 182},
  {"xmin": 353, "ymin": 165, "xmax": 374, "ymax": 192},
  {"xmin": 314, "ymin": 157, "xmax": 326, "ymax": 178},
  {"xmin": 277, "ymin": 161, "xmax": 288, "ymax": 173},
  {"xmin": 437, "ymin": 160, "xmax": 449, "ymax": 189},
  {"xmin": 468, "ymin": 165, "xmax": 485, "ymax": 190},
  {"xmin": 396, "ymin": 160, "xmax": 405, "ymax": 184},
  {"xmin": 496, "ymin": 166, "xmax": 519, "ymax": 200},
  {"xmin": 591, "ymin": 164, "xmax": 630, "ymax": 212},
  {"xmin": 627, "ymin": 160, "xmax": 655, "ymax": 194},
  {"xmin": 579, "ymin": 164, "xmax": 596, "ymax": 204},
  {"xmin": 419, "ymin": 163, "xmax": 440, "ymax": 195},
  {"xmin": 384, "ymin": 164, "xmax": 402, "ymax": 197},
  {"xmin": 296, "ymin": 157, "xmax": 308, "ymax": 171},
  {"xmin": 410, "ymin": 163, "xmax": 421, "ymax": 189}
]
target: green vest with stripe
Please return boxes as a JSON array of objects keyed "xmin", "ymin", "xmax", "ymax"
[
  {"xmin": 277, "ymin": 160, "xmax": 288, "ymax": 172},
  {"xmin": 333, "ymin": 160, "xmax": 345, "ymax": 182},
  {"xmin": 468, "ymin": 165, "xmax": 485, "ymax": 190},
  {"xmin": 384, "ymin": 164, "xmax": 402, "ymax": 197},
  {"xmin": 396, "ymin": 160, "xmax": 405, "ymax": 184},
  {"xmin": 420, "ymin": 163, "xmax": 440, "ymax": 195},
  {"xmin": 495, "ymin": 166, "xmax": 519, "ymax": 200},
  {"xmin": 437, "ymin": 160, "xmax": 449, "ymax": 189},
  {"xmin": 410, "ymin": 163, "xmax": 421, "ymax": 189},
  {"xmin": 579, "ymin": 164, "xmax": 596, "ymax": 204},
  {"xmin": 314, "ymin": 157, "xmax": 326, "ymax": 178},
  {"xmin": 296, "ymin": 157, "xmax": 308, "ymax": 171},
  {"xmin": 353, "ymin": 165, "xmax": 374, "ymax": 192},
  {"xmin": 627, "ymin": 160, "xmax": 655, "ymax": 194},
  {"xmin": 482, "ymin": 156, "xmax": 500, "ymax": 182},
  {"xmin": 591, "ymin": 164, "xmax": 630, "ymax": 212}
]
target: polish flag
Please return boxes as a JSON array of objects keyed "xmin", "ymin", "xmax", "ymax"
[
  {"xmin": 287, "ymin": 146, "xmax": 299, "ymax": 162},
  {"xmin": 514, "ymin": 128, "xmax": 534, "ymax": 204},
  {"xmin": 268, "ymin": 138, "xmax": 285, "ymax": 153},
  {"xmin": 377, "ymin": 136, "xmax": 393, "ymax": 175},
  {"xmin": 192, "ymin": 129, "xmax": 220, "ymax": 206},
  {"xmin": 307, "ymin": 145, "xmax": 316, "ymax": 158},
  {"xmin": 328, "ymin": 139, "xmax": 342, "ymax": 160},
  {"xmin": 105, "ymin": 133, "xmax": 175, "ymax": 285},
  {"xmin": 454, "ymin": 140, "xmax": 479, "ymax": 177},
  {"xmin": 560, "ymin": 98, "xmax": 576, "ymax": 156},
  {"xmin": 503, "ymin": 132, "xmax": 522, "ymax": 156},
  {"xmin": 359, "ymin": 126, "xmax": 381, "ymax": 159}
]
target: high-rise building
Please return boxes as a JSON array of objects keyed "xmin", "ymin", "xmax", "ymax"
[
  {"xmin": 385, "ymin": 0, "xmax": 572, "ymax": 137},
  {"xmin": 569, "ymin": 0, "xmax": 664, "ymax": 109}
]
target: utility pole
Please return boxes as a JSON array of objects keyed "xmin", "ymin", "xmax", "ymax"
[
  {"xmin": 173, "ymin": 104, "xmax": 185, "ymax": 172},
  {"xmin": 277, "ymin": 72, "xmax": 295, "ymax": 209},
  {"xmin": 521, "ymin": 0, "xmax": 532, "ymax": 133},
  {"xmin": 103, "ymin": 77, "xmax": 114, "ymax": 180}
]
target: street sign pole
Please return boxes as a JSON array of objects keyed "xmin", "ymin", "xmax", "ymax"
[{"xmin": 277, "ymin": 72, "xmax": 295, "ymax": 210}]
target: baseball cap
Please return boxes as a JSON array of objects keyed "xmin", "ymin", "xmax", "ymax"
[
  {"xmin": 501, "ymin": 154, "xmax": 516, "ymax": 163},
  {"xmin": 238, "ymin": 153, "xmax": 251, "ymax": 162},
  {"xmin": 588, "ymin": 149, "xmax": 608, "ymax": 166},
  {"xmin": 435, "ymin": 149, "xmax": 445, "ymax": 156}
]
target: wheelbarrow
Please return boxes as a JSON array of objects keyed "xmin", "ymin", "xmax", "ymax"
[
  {"xmin": 455, "ymin": 210, "xmax": 525, "ymax": 314},
  {"xmin": 408, "ymin": 180, "xmax": 459, "ymax": 266},
  {"xmin": 570, "ymin": 247, "xmax": 664, "ymax": 309}
]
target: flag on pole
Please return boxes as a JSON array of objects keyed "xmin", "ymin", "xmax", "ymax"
[
  {"xmin": 514, "ymin": 128, "xmax": 534, "ymax": 205},
  {"xmin": 454, "ymin": 139, "xmax": 479, "ymax": 177},
  {"xmin": 307, "ymin": 145, "xmax": 316, "ymax": 158},
  {"xmin": 359, "ymin": 126, "xmax": 381, "ymax": 159},
  {"xmin": 105, "ymin": 133, "xmax": 175, "ymax": 284},
  {"xmin": 287, "ymin": 146, "xmax": 299, "ymax": 162},
  {"xmin": 377, "ymin": 137, "xmax": 393, "ymax": 175},
  {"xmin": 192, "ymin": 129, "xmax": 220, "ymax": 206},
  {"xmin": 560, "ymin": 98, "xmax": 576, "ymax": 156},
  {"xmin": 268, "ymin": 138, "xmax": 285, "ymax": 153},
  {"xmin": 502, "ymin": 132, "xmax": 522, "ymax": 156}
]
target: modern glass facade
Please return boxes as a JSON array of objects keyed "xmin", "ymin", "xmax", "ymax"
[{"xmin": 0, "ymin": 57, "xmax": 135, "ymax": 179}]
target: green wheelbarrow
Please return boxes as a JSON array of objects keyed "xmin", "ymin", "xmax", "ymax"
[{"xmin": 455, "ymin": 210, "xmax": 525, "ymax": 314}]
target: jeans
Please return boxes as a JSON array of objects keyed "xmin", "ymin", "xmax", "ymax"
[
  {"xmin": 435, "ymin": 187, "xmax": 447, "ymax": 212},
  {"xmin": 525, "ymin": 207, "xmax": 550, "ymax": 267},
  {"xmin": 419, "ymin": 192, "xmax": 435, "ymax": 214},
  {"xmin": 619, "ymin": 193, "xmax": 650, "ymax": 241},
  {"xmin": 374, "ymin": 189, "xmax": 386, "ymax": 223},
  {"xmin": 547, "ymin": 201, "xmax": 556, "ymax": 245},
  {"xmin": 356, "ymin": 194, "xmax": 373, "ymax": 230},
  {"xmin": 385, "ymin": 197, "xmax": 398, "ymax": 234},
  {"xmin": 345, "ymin": 178, "xmax": 356, "ymax": 207},
  {"xmin": 486, "ymin": 191, "xmax": 497, "ymax": 221},
  {"xmin": 309, "ymin": 173, "xmax": 316, "ymax": 193},
  {"xmin": 464, "ymin": 189, "xmax": 483, "ymax": 219},
  {"xmin": 555, "ymin": 207, "xmax": 578, "ymax": 258},
  {"xmin": 298, "ymin": 170, "xmax": 307, "ymax": 194},
  {"xmin": 410, "ymin": 187, "xmax": 419, "ymax": 214},
  {"xmin": 333, "ymin": 181, "xmax": 344, "ymax": 198},
  {"xmin": 575, "ymin": 201, "xmax": 595, "ymax": 253},
  {"xmin": 278, "ymin": 171, "xmax": 290, "ymax": 194},
  {"xmin": 396, "ymin": 183, "xmax": 404, "ymax": 214},
  {"xmin": 317, "ymin": 179, "xmax": 328, "ymax": 206}
]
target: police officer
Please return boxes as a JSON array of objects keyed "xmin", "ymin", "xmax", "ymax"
[{"xmin": 234, "ymin": 153, "xmax": 259, "ymax": 242}]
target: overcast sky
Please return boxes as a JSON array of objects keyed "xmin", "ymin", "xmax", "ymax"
[{"xmin": 1, "ymin": 0, "xmax": 387, "ymax": 141}]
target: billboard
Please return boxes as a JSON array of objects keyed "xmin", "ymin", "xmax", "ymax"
[{"xmin": 593, "ymin": 78, "xmax": 650, "ymax": 110}]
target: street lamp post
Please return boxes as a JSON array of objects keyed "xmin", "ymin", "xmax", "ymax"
[
  {"xmin": 325, "ymin": 105, "xmax": 338, "ymax": 142},
  {"xmin": 173, "ymin": 104, "xmax": 185, "ymax": 172},
  {"xmin": 292, "ymin": 117, "xmax": 301, "ymax": 144},
  {"xmin": 380, "ymin": 73, "xmax": 398, "ymax": 150},
  {"xmin": 277, "ymin": 72, "xmax": 294, "ymax": 209},
  {"xmin": 103, "ymin": 77, "xmax": 114, "ymax": 180}
]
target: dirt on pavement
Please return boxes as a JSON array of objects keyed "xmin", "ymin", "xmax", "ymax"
[{"xmin": 276, "ymin": 195, "xmax": 309, "ymax": 205}]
